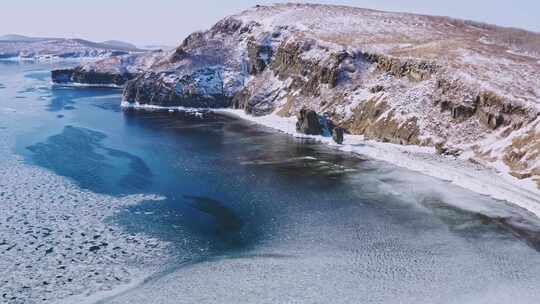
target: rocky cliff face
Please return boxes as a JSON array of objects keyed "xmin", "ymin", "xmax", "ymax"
[
  {"xmin": 51, "ymin": 3, "xmax": 540, "ymax": 188},
  {"xmin": 123, "ymin": 69, "xmax": 231, "ymax": 108}
]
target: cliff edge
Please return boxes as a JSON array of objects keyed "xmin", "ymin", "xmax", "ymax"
[{"xmin": 52, "ymin": 3, "xmax": 540, "ymax": 189}]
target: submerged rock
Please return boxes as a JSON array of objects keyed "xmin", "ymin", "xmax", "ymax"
[{"xmin": 183, "ymin": 195, "xmax": 243, "ymax": 232}]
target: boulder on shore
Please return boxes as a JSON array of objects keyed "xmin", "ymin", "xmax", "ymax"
[
  {"xmin": 296, "ymin": 109, "xmax": 322, "ymax": 135},
  {"xmin": 435, "ymin": 142, "xmax": 462, "ymax": 156},
  {"xmin": 296, "ymin": 108, "xmax": 346, "ymax": 144},
  {"xmin": 332, "ymin": 127, "xmax": 345, "ymax": 144}
]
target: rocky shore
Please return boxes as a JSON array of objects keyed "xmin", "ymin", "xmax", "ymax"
[{"xmin": 51, "ymin": 3, "xmax": 540, "ymax": 190}]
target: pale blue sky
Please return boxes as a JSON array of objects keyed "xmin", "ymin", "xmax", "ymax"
[{"xmin": 1, "ymin": 0, "xmax": 538, "ymax": 46}]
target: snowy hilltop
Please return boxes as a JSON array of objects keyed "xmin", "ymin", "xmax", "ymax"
[
  {"xmin": 0, "ymin": 34, "xmax": 143, "ymax": 61},
  {"xmin": 52, "ymin": 3, "xmax": 540, "ymax": 191}
]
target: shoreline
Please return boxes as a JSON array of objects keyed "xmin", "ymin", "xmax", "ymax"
[
  {"xmin": 53, "ymin": 270, "xmax": 151, "ymax": 304},
  {"xmin": 121, "ymin": 101, "xmax": 540, "ymax": 218},
  {"xmin": 51, "ymin": 82, "xmax": 125, "ymax": 89},
  {"xmin": 219, "ymin": 109, "xmax": 540, "ymax": 218},
  {"xmin": 218, "ymin": 108, "xmax": 540, "ymax": 218}
]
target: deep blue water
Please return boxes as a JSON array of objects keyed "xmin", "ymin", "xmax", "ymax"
[
  {"xmin": 4, "ymin": 61, "xmax": 540, "ymax": 303},
  {"xmin": 17, "ymin": 87, "xmax": 373, "ymax": 254}
]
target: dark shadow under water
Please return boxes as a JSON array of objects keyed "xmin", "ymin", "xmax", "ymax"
[{"xmin": 26, "ymin": 125, "xmax": 153, "ymax": 195}]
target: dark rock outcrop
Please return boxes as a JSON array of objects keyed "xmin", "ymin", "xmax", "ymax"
[
  {"xmin": 170, "ymin": 47, "xmax": 189, "ymax": 62},
  {"xmin": 247, "ymin": 38, "xmax": 272, "ymax": 75},
  {"xmin": 296, "ymin": 108, "xmax": 323, "ymax": 135},
  {"xmin": 438, "ymin": 100, "xmax": 477, "ymax": 123},
  {"xmin": 123, "ymin": 70, "xmax": 231, "ymax": 108},
  {"xmin": 363, "ymin": 52, "xmax": 438, "ymax": 81},
  {"xmin": 346, "ymin": 99, "xmax": 422, "ymax": 145},
  {"xmin": 436, "ymin": 78, "xmax": 535, "ymax": 130},
  {"xmin": 232, "ymin": 87, "xmax": 278, "ymax": 116},
  {"xmin": 232, "ymin": 38, "xmax": 352, "ymax": 116},
  {"xmin": 369, "ymin": 85, "xmax": 385, "ymax": 93},
  {"xmin": 52, "ymin": 67, "xmax": 135, "ymax": 86},
  {"xmin": 272, "ymin": 39, "xmax": 345, "ymax": 97},
  {"xmin": 476, "ymin": 91, "xmax": 514, "ymax": 129},
  {"xmin": 451, "ymin": 104, "xmax": 477, "ymax": 122},
  {"xmin": 51, "ymin": 69, "xmax": 74, "ymax": 84},
  {"xmin": 210, "ymin": 17, "xmax": 244, "ymax": 36},
  {"xmin": 435, "ymin": 142, "xmax": 462, "ymax": 156},
  {"xmin": 332, "ymin": 127, "xmax": 345, "ymax": 144},
  {"xmin": 295, "ymin": 109, "xmax": 345, "ymax": 144},
  {"xmin": 181, "ymin": 32, "xmax": 207, "ymax": 50}
]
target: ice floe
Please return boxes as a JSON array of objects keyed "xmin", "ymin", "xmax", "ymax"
[{"xmin": 0, "ymin": 87, "xmax": 169, "ymax": 304}]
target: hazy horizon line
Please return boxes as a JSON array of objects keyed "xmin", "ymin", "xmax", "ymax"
[{"xmin": 1, "ymin": 1, "xmax": 539, "ymax": 46}]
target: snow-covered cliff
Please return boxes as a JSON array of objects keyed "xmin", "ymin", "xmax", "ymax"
[{"xmin": 52, "ymin": 3, "xmax": 540, "ymax": 189}]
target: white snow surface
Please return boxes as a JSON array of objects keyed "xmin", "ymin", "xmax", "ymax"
[{"xmin": 0, "ymin": 71, "xmax": 169, "ymax": 304}]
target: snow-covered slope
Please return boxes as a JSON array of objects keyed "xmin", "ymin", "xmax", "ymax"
[{"xmin": 53, "ymin": 3, "xmax": 540, "ymax": 190}]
